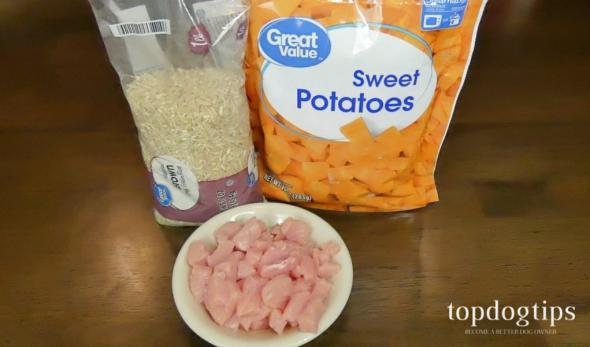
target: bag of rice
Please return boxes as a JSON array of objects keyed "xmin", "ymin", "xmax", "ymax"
[
  {"xmin": 245, "ymin": 0, "xmax": 488, "ymax": 212},
  {"xmin": 88, "ymin": 0, "xmax": 262, "ymax": 225}
]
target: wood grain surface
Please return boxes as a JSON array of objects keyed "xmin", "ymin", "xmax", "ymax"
[{"xmin": 1, "ymin": 1, "xmax": 589, "ymax": 346}]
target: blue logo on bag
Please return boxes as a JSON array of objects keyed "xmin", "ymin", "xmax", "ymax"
[
  {"xmin": 153, "ymin": 183, "xmax": 172, "ymax": 206},
  {"xmin": 259, "ymin": 17, "xmax": 331, "ymax": 68}
]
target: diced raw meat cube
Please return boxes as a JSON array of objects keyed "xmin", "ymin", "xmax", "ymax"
[
  {"xmin": 272, "ymin": 240, "xmax": 286, "ymax": 251},
  {"xmin": 245, "ymin": 248, "xmax": 262, "ymax": 265},
  {"xmin": 236, "ymin": 276, "xmax": 267, "ymax": 318},
  {"xmin": 207, "ymin": 240, "xmax": 234, "ymax": 267},
  {"xmin": 204, "ymin": 276, "xmax": 240, "ymax": 326},
  {"xmin": 250, "ymin": 318, "xmax": 269, "ymax": 330},
  {"xmin": 291, "ymin": 254, "xmax": 317, "ymax": 281},
  {"xmin": 312, "ymin": 248, "xmax": 331, "ymax": 267},
  {"xmin": 259, "ymin": 256, "xmax": 298, "ymax": 279},
  {"xmin": 239, "ymin": 315, "xmax": 254, "ymax": 331},
  {"xmin": 230, "ymin": 251, "xmax": 245, "ymax": 261},
  {"xmin": 237, "ymin": 260, "xmax": 256, "ymax": 280},
  {"xmin": 280, "ymin": 218, "xmax": 311, "ymax": 245},
  {"xmin": 233, "ymin": 218, "xmax": 265, "ymax": 251},
  {"xmin": 318, "ymin": 262, "xmax": 341, "ymax": 279},
  {"xmin": 259, "ymin": 246, "xmax": 289, "ymax": 266},
  {"xmin": 224, "ymin": 314, "xmax": 240, "ymax": 331},
  {"xmin": 297, "ymin": 298, "xmax": 326, "ymax": 333},
  {"xmin": 260, "ymin": 231, "xmax": 274, "ymax": 242},
  {"xmin": 213, "ymin": 258, "xmax": 238, "ymax": 282},
  {"xmin": 240, "ymin": 304, "xmax": 271, "ymax": 331},
  {"xmin": 320, "ymin": 241, "xmax": 341, "ymax": 256},
  {"xmin": 283, "ymin": 290, "xmax": 312, "ymax": 323},
  {"xmin": 189, "ymin": 264, "xmax": 211, "ymax": 303},
  {"xmin": 214, "ymin": 222, "xmax": 242, "ymax": 242},
  {"xmin": 187, "ymin": 240, "xmax": 210, "ymax": 266},
  {"xmin": 252, "ymin": 239, "xmax": 271, "ymax": 251},
  {"xmin": 269, "ymin": 309, "xmax": 287, "ymax": 334},
  {"xmin": 293, "ymin": 278, "xmax": 314, "ymax": 293},
  {"xmin": 270, "ymin": 224, "xmax": 286, "ymax": 241},
  {"xmin": 311, "ymin": 279, "xmax": 332, "ymax": 302},
  {"xmin": 241, "ymin": 275, "xmax": 268, "ymax": 296},
  {"xmin": 261, "ymin": 274, "xmax": 293, "ymax": 310},
  {"xmin": 236, "ymin": 292, "xmax": 262, "ymax": 318}
]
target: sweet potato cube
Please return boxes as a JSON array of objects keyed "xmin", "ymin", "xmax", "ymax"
[
  {"xmin": 326, "ymin": 143, "xmax": 348, "ymax": 167},
  {"xmin": 331, "ymin": 180, "xmax": 369, "ymax": 202},
  {"xmin": 301, "ymin": 162, "xmax": 330, "ymax": 181},
  {"xmin": 272, "ymin": 0, "xmax": 302, "ymax": 16},
  {"xmin": 284, "ymin": 160, "xmax": 304, "ymax": 177},
  {"xmin": 301, "ymin": 138, "xmax": 328, "ymax": 161},
  {"xmin": 290, "ymin": 143, "xmax": 311, "ymax": 162},
  {"xmin": 327, "ymin": 166, "xmax": 355, "ymax": 182},
  {"xmin": 280, "ymin": 175, "xmax": 304, "ymax": 192},
  {"xmin": 340, "ymin": 117, "xmax": 373, "ymax": 143},
  {"xmin": 389, "ymin": 180, "xmax": 415, "ymax": 197},
  {"xmin": 375, "ymin": 126, "xmax": 403, "ymax": 151},
  {"xmin": 265, "ymin": 134, "xmax": 293, "ymax": 173},
  {"xmin": 305, "ymin": 180, "xmax": 331, "ymax": 201}
]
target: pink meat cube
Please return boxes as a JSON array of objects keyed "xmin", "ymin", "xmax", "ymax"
[
  {"xmin": 259, "ymin": 256, "xmax": 298, "ymax": 279},
  {"xmin": 245, "ymin": 248, "xmax": 262, "ymax": 265},
  {"xmin": 240, "ymin": 305, "xmax": 270, "ymax": 331},
  {"xmin": 318, "ymin": 262, "xmax": 341, "ymax": 279},
  {"xmin": 259, "ymin": 246, "xmax": 289, "ymax": 266},
  {"xmin": 270, "ymin": 224, "xmax": 286, "ymax": 241},
  {"xmin": 280, "ymin": 218, "xmax": 311, "ymax": 245},
  {"xmin": 237, "ymin": 276, "xmax": 267, "ymax": 317},
  {"xmin": 291, "ymin": 254, "xmax": 317, "ymax": 281},
  {"xmin": 320, "ymin": 241, "xmax": 341, "ymax": 256},
  {"xmin": 204, "ymin": 276, "xmax": 240, "ymax": 326},
  {"xmin": 237, "ymin": 260, "xmax": 256, "ymax": 280},
  {"xmin": 283, "ymin": 290, "xmax": 312, "ymax": 323},
  {"xmin": 239, "ymin": 315, "xmax": 254, "ymax": 331},
  {"xmin": 261, "ymin": 274, "xmax": 293, "ymax": 310},
  {"xmin": 214, "ymin": 222, "xmax": 242, "ymax": 242},
  {"xmin": 269, "ymin": 309, "xmax": 287, "ymax": 335},
  {"xmin": 230, "ymin": 251, "xmax": 245, "ymax": 261},
  {"xmin": 297, "ymin": 298, "xmax": 326, "ymax": 333},
  {"xmin": 252, "ymin": 239, "xmax": 271, "ymax": 252},
  {"xmin": 311, "ymin": 278, "xmax": 332, "ymax": 302},
  {"xmin": 293, "ymin": 278, "xmax": 314, "ymax": 293},
  {"xmin": 312, "ymin": 248, "xmax": 331, "ymax": 267},
  {"xmin": 207, "ymin": 240, "xmax": 234, "ymax": 267},
  {"xmin": 189, "ymin": 264, "xmax": 212, "ymax": 303},
  {"xmin": 260, "ymin": 230, "xmax": 274, "ymax": 242},
  {"xmin": 241, "ymin": 275, "xmax": 268, "ymax": 296},
  {"xmin": 213, "ymin": 258, "xmax": 238, "ymax": 282},
  {"xmin": 224, "ymin": 314, "xmax": 240, "ymax": 331},
  {"xmin": 236, "ymin": 296, "xmax": 261, "ymax": 320},
  {"xmin": 233, "ymin": 218, "xmax": 266, "ymax": 251},
  {"xmin": 250, "ymin": 318, "xmax": 269, "ymax": 330},
  {"xmin": 187, "ymin": 240, "xmax": 210, "ymax": 266}
]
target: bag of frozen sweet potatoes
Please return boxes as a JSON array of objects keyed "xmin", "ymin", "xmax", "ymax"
[{"xmin": 245, "ymin": 0, "xmax": 488, "ymax": 212}]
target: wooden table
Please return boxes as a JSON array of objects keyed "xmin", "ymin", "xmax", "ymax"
[{"xmin": 1, "ymin": 1, "xmax": 589, "ymax": 346}]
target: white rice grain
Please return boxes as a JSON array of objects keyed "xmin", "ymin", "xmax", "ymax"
[{"xmin": 125, "ymin": 68, "xmax": 251, "ymax": 181}]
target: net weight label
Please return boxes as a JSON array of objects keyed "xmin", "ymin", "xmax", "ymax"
[{"xmin": 421, "ymin": 0, "xmax": 468, "ymax": 31}]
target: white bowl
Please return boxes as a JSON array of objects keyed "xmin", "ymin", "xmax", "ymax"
[{"xmin": 172, "ymin": 202, "xmax": 353, "ymax": 347}]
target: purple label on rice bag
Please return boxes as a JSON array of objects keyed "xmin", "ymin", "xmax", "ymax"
[
  {"xmin": 188, "ymin": 24, "xmax": 211, "ymax": 55},
  {"xmin": 150, "ymin": 167, "xmax": 262, "ymax": 224}
]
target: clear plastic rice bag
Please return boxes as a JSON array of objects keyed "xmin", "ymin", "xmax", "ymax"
[{"xmin": 88, "ymin": 0, "xmax": 262, "ymax": 225}]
